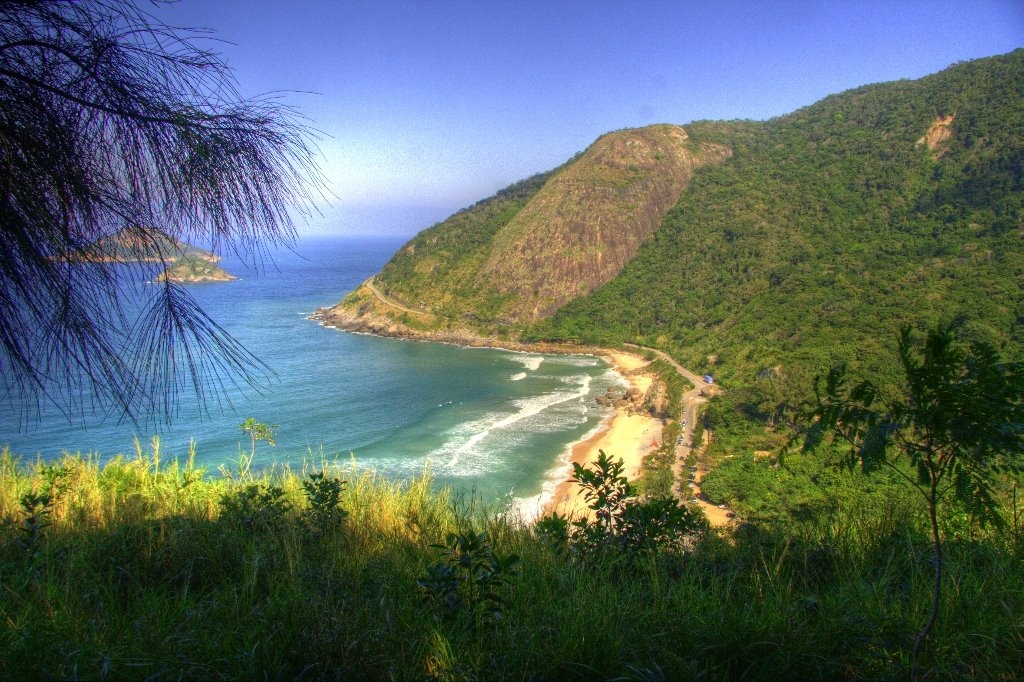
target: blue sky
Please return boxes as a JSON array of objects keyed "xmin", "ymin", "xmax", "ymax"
[{"xmin": 166, "ymin": 0, "xmax": 1023, "ymax": 236}]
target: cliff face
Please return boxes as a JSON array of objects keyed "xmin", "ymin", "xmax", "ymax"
[
  {"xmin": 328, "ymin": 124, "xmax": 730, "ymax": 334},
  {"xmin": 481, "ymin": 125, "xmax": 730, "ymax": 321}
]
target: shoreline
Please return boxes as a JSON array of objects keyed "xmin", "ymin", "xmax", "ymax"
[
  {"xmin": 312, "ymin": 307, "xmax": 669, "ymax": 521},
  {"xmin": 311, "ymin": 313, "xmax": 611, "ymax": 358},
  {"xmin": 539, "ymin": 350, "xmax": 663, "ymax": 519}
]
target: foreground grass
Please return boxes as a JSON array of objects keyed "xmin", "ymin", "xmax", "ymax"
[{"xmin": 0, "ymin": 447, "xmax": 1021, "ymax": 680}]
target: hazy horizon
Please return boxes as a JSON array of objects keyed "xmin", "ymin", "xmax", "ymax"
[{"xmin": 165, "ymin": 0, "xmax": 1022, "ymax": 237}]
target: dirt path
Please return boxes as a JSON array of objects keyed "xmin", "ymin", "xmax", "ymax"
[
  {"xmin": 364, "ymin": 277, "xmax": 437, "ymax": 320},
  {"xmin": 690, "ymin": 450, "xmax": 732, "ymax": 527}
]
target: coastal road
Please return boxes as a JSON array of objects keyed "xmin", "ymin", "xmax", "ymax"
[
  {"xmin": 364, "ymin": 277, "xmax": 437, "ymax": 320},
  {"xmin": 624, "ymin": 343, "xmax": 731, "ymax": 526}
]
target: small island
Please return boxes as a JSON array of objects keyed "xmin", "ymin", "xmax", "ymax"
[
  {"xmin": 151, "ymin": 255, "xmax": 237, "ymax": 283},
  {"xmin": 66, "ymin": 225, "xmax": 238, "ymax": 284}
]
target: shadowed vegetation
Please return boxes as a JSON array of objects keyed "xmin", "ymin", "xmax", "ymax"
[{"xmin": 0, "ymin": 440, "xmax": 1020, "ymax": 680}]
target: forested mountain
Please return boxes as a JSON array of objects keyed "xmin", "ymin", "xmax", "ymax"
[
  {"xmin": 534, "ymin": 50, "xmax": 1023, "ymax": 387},
  {"xmin": 324, "ymin": 50, "xmax": 1023, "ymax": 390},
  {"xmin": 371, "ymin": 125, "xmax": 730, "ymax": 324}
]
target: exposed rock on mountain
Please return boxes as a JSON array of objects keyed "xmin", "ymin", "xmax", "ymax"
[
  {"xmin": 481, "ymin": 125, "xmax": 730, "ymax": 321},
  {"xmin": 320, "ymin": 124, "xmax": 730, "ymax": 331}
]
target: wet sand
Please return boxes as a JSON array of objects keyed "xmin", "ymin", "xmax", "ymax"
[{"xmin": 542, "ymin": 350, "xmax": 663, "ymax": 518}]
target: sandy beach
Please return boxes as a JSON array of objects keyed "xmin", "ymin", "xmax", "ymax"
[{"xmin": 542, "ymin": 350, "xmax": 664, "ymax": 518}]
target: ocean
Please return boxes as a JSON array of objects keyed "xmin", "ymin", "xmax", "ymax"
[{"xmin": 0, "ymin": 236, "xmax": 624, "ymax": 510}]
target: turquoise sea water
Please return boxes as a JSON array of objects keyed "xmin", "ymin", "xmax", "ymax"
[{"xmin": 0, "ymin": 236, "xmax": 623, "ymax": 510}]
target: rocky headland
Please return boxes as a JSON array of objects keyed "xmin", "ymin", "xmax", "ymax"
[{"xmin": 153, "ymin": 256, "xmax": 237, "ymax": 284}]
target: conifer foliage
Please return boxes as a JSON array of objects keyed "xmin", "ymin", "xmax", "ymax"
[{"xmin": 0, "ymin": 0, "xmax": 324, "ymax": 421}]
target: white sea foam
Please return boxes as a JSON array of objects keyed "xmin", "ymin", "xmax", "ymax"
[
  {"xmin": 439, "ymin": 374, "xmax": 593, "ymax": 472},
  {"xmin": 510, "ymin": 354, "xmax": 544, "ymax": 371},
  {"xmin": 508, "ymin": 492, "xmax": 547, "ymax": 525},
  {"xmin": 513, "ymin": 417, "xmax": 607, "ymax": 523},
  {"xmin": 556, "ymin": 356, "xmax": 602, "ymax": 368},
  {"xmin": 512, "ymin": 365, "xmax": 628, "ymax": 522},
  {"xmin": 510, "ymin": 372, "xmax": 527, "ymax": 381}
]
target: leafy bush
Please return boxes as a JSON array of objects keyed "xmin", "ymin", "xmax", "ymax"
[
  {"xmin": 220, "ymin": 482, "xmax": 292, "ymax": 531},
  {"xmin": 546, "ymin": 450, "xmax": 708, "ymax": 557},
  {"xmin": 301, "ymin": 470, "xmax": 348, "ymax": 534},
  {"xmin": 16, "ymin": 491, "xmax": 53, "ymax": 561},
  {"xmin": 418, "ymin": 529, "xmax": 521, "ymax": 623}
]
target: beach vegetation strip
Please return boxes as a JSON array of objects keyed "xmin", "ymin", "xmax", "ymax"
[{"xmin": 0, "ymin": 440, "xmax": 1021, "ymax": 680}]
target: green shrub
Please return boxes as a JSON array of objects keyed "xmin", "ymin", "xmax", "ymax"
[
  {"xmin": 417, "ymin": 529, "xmax": 521, "ymax": 623},
  {"xmin": 220, "ymin": 482, "xmax": 292, "ymax": 531},
  {"xmin": 300, "ymin": 470, "xmax": 348, "ymax": 534},
  {"xmin": 550, "ymin": 450, "xmax": 708, "ymax": 557}
]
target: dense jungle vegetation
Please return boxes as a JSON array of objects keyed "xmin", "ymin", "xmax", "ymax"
[
  {"xmin": 530, "ymin": 55, "xmax": 1024, "ymax": 632},
  {"xmin": 532, "ymin": 50, "xmax": 1023, "ymax": 390}
]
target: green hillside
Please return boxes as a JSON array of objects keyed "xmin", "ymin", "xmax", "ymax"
[
  {"xmin": 339, "ymin": 125, "xmax": 730, "ymax": 330},
  {"xmin": 321, "ymin": 49, "xmax": 1024, "ymax": 400},
  {"xmin": 532, "ymin": 50, "xmax": 1024, "ymax": 387},
  {"xmin": 375, "ymin": 168, "xmax": 556, "ymax": 322},
  {"xmin": 80, "ymin": 225, "xmax": 219, "ymax": 263}
]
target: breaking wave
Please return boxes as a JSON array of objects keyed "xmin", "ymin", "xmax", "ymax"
[
  {"xmin": 509, "ymin": 354, "xmax": 544, "ymax": 371},
  {"xmin": 436, "ymin": 374, "xmax": 593, "ymax": 473}
]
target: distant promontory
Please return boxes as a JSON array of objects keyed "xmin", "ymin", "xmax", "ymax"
[{"xmin": 67, "ymin": 226, "xmax": 237, "ymax": 283}]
